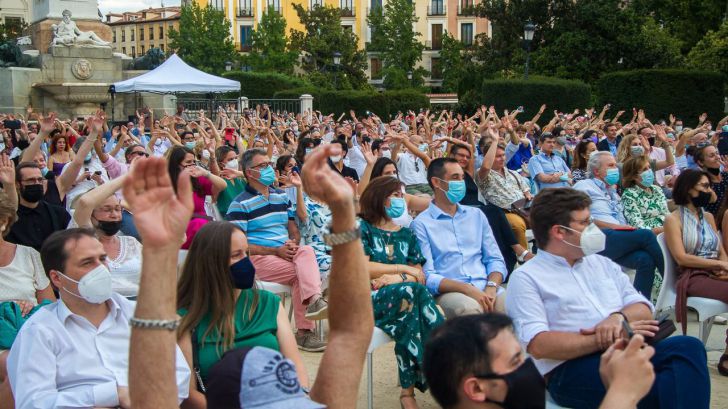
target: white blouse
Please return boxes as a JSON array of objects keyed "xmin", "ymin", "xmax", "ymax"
[
  {"xmin": 0, "ymin": 245, "xmax": 51, "ymax": 305},
  {"xmin": 107, "ymin": 236, "xmax": 143, "ymax": 297}
]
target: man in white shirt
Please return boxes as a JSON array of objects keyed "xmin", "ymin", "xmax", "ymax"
[
  {"xmin": 506, "ymin": 187, "xmax": 709, "ymax": 409},
  {"xmin": 6, "ymin": 228, "xmax": 190, "ymax": 409}
]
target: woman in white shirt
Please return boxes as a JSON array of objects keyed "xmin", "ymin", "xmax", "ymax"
[{"xmin": 72, "ymin": 175, "xmax": 142, "ymax": 298}]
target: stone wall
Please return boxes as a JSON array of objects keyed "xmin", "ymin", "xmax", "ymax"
[{"xmin": 0, "ymin": 67, "xmax": 42, "ymax": 114}]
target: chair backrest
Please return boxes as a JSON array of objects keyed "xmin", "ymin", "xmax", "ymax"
[{"xmin": 654, "ymin": 233, "xmax": 678, "ymax": 313}]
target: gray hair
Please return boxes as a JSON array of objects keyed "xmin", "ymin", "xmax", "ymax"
[
  {"xmin": 587, "ymin": 151, "xmax": 612, "ymax": 178},
  {"xmin": 241, "ymin": 148, "xmax": 267, "ymax": 173}
]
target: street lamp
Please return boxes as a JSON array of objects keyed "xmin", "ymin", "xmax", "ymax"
[
  {"xmin": 523, "ymin": 21, "xmax": 535, "ymax": 80},
  {"xmin": 333, "ymin": 51, "xmax": 342, "ymax": 66},
  {"xmin": 333, "ymin": 51, "xmax": 342, "ymax": 89},
  {"xmin": 407, "ymin": 70, "xmax": 413, "ymax": 87},
  {"xmin": 225, "ymin": 61, "xmax": 232, "ymax": 72}
]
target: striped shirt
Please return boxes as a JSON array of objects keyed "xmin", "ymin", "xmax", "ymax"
[{"xmin": 226, "ymin": 184, "xmax": 295, "ymax": 247}]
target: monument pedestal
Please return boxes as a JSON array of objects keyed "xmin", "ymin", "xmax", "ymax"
[{"xmin": 28, "ymin": 19, "xmax": 112, "ymax": 54}]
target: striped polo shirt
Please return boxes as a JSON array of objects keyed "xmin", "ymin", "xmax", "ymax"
[{"xmin": 226, "ymin": 184, "xmax": 295, "ymax": 248}]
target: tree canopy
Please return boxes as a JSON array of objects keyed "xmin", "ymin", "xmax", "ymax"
[{"xmin": 243, "ymin": 7, "xmax": 298, "ymax": 74}]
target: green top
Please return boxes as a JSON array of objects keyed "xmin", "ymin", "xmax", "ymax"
[
  {"xmin": 360, "ymin": 219, "xmax": 427, "ymax": 266},
  {"xmin": 216, "ymin": 178, "xmax": 246, "ymax": 215},
  {"xmin": 179, "ymin": 289, "xmax": 280, "ymax": 380}
]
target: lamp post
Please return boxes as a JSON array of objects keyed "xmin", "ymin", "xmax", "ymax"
[
  {"xmin": 333, "ymin": 51, "xmax": 342, "ymax": 89},
  {"xmin": 407, "ymin": 70, "xmax": 413, "ymax": 87},
  {"xmin": 523, "ymin": 21, "xmax": 535, "ymax": 80},
  {"xmin": 225, "ymin": 61, "xmax": 232, "ymax": 72}
]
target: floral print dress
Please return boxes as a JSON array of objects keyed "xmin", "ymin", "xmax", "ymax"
[
  {"xmin": 360, "ymin": 220, "xmax": 445, "ymax": 391},
  {"xmin": 294, "ymin": 195, "xmax": 332, "ymax": 282},
  {"xmin": 621, "ymin": 185, "xmax": 669, "ymax": 230}
]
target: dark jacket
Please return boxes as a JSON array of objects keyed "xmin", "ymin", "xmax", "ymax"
[{"xmin": 597, "ymin": 136, "xmax": 622, "ymax": 153}]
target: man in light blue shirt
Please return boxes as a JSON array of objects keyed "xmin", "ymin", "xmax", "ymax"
[
  {"xmin": 573, "ymin": 151, "xmax": 663, "ymax": 297},
  {"xmin": 412, "ymin": 158, "xmax": 507, "ymax": 318},
  {"xmin": 528, "ymin": 133, "xmax": 571, "ymax": 190}
]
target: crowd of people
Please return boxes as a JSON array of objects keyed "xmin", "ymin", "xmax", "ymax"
[{"xmin": 0, "ymin": 102, "xmax": 726, "ymax": 408}]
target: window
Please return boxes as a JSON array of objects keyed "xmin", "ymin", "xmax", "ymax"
[
  {"xmin": 160, "ymin": 44, "xmax": 165, "ymax": 53},
  {"xmin": 131, "ymin": 46, "xmax": 136, "ymax": 56},
  {"xmin": 458, "ymin": 0, "xmax": 474, "ymax": 15},
  {"xmin": 149, "ymin": 26, "xmax": 154, "ymax": 40},
  {"xmin": 140, "ymin": 45, "xmax": 145, "ymax": 55},
  {"xmin": 122, "ymin": 47, "xmax": 126, "ymax": 55},
  {"xmin": 131, "ymin": 28, "xmax": 135, "ymax": 41},
  {"xmin": 239, "ymin": 0, "xmax": 253, "ymax": 15},
  {"xmin": 431, "ymin": 57, "xmax": 442, "ymax": 80},
  {"xmin": 140, "ymin": 27, "xmax": 145, "ymax": 40},
  {"xmin": 461, "ymin": 23, "xmax": 473, "ymax": 46},
  {"xmin": 370, "ymin": 57, "xmax": 382, "ymax": 80},
  {"xmin": 429, "ymin": 0, "xmax": 445, "ymax": 15},
  {"xmin": 121, "ymin": 29, "xmax": 125, "ymax": 42},
  {"xmin": 310, "ymin": 0, "xmax": 323, "ymax": 8},
  {"xmin": 113, "ymin": 30, "xmax": 117, "ymax": 42},
  {"xmin": 240, "ymin": 25, "xmax": 252, "ymax": 51},
  {"xmin": 4, "ymin": 17, "xmax": 24, "ymax": 38},
  {"xmin": 342, "ymin": 25, "xmax": 353, "ymax": 31},
  {"xmin": 159, "ymin": 25, "xmax": 164, "ymax": 39},
  {"xmin": 340, "ymin": 0, "xmax": 354, "ymax": 16},
  {"xmin": 431, "ymin": 24, "xmax": 443, "ymax": 50},
  {"xmin": 267, "ymin": 0, "xmax": 281, "ymax": 13},
  {"xmin": 211, "ymin": 0, "xmax": 225, "ymax": 10}
]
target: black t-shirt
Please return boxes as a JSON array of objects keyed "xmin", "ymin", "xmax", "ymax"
[
  {"xmin": 328, "ymin": 160, "xmax": 360, "ymax": 182},
  {"xmin": 6, "ymin": 201, "xmax": 71, "ymax": 251}
]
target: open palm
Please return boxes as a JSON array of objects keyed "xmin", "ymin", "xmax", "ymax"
[
  {"xmin": 301, "ymin": 144, "xmax": 354, "ymax": 207},
  {"xmin": 123, "ymin": 158, "xmax": 193, "ymax": 248}
]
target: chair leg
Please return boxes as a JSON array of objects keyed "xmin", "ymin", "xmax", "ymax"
[
  {"xmin": 287, "ymin": 295, "xmax": 293, "ymax": 322},
  {"xmin": 367, "ymin": 352, "xmax": 373, "ymax": 409},
  {"xmin": 699, "ymin": 317, "xmax": 715, "ymax": 344},
  {"xmin": 315, "ymin": 320, "xmax": 326, "ymax": 341}
]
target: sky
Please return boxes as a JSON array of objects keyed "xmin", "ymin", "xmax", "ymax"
[{"xmin": 99, "ymin": 0, "xmax": 181, "ymax": 15}]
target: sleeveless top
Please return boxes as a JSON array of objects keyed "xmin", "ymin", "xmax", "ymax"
[{"xmin": 680, "ymin": 206, "xmax": 720, "ymax": 259}]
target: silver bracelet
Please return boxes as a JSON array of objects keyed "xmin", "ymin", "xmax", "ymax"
[{"xmin": 129, "ymin": 316, "xmax": 181, "ymax": 331}]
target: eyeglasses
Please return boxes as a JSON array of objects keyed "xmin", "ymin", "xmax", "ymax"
[
  {"xmin": 251, "ymin": 161, "xmax": 273, "ymax": 170},
  {"xmin": 130, "ymin": 151, "xmax": 148, "ymax": 157}
]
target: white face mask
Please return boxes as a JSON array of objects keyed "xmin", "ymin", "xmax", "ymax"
[
  {"xmin": 57, "ymin": 264, "xmax": 113, "ymax": 304},
  {"xmin": 382, "ymin": 150, "xmax": 392, "ymax": 159},
  {"xmin": 330, "ymin": 155, "xmax": 342, "ymax": 163},
  {"xmin": 201, "ymin": 149, "xmax": 211, "ymax": 160},
  {"xmin": 225, "ymin": 158, "xmax": 239, "ymax": 170},
  {"xmin": 559, "ymin": 223, "xmax": 606, "ymax": 256}
]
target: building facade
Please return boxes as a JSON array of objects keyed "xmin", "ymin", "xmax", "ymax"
[
  {"xmin": 1, "ymin": 0, "xmax": 30, "ymax": 37},
  {"xmin": 105, "ymin": 7, "xmax": 181, "ymax": 58},
  {"xmin": 186, "ymin": 0, "xmax": 489, "ymax": 87}
]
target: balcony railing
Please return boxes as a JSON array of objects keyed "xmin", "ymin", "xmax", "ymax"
[
  {"xmin": 425, "ymin": 40, "xmax": 443, "ymax": 50},
  {"xmin": 427, "ymin": 4, "xmax": 446, "ymax": 16},
  {"xmin": 237, "ymin": 7, "xmax": 254, "ymax": 17},
  {"xmin": 340, "ymin": 5, "xmax": 356, "ymax": 17},
  {"xmin": 265, "ymin": 3, "xmax": 282, "ymax": 13},
  {"xmin": 457, "ymin": 3, "xmax": 476, "ymax": 15}
]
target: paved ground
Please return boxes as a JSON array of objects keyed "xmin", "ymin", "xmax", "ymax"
[{"xmin": 299, "ymin": 310, "xmax": 728, "ymax": 408}]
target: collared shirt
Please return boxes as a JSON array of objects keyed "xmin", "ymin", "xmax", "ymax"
[
  {"xmin": 505, "ymin": 250, "xmax": 652, "ymax": 375},
  {"xmin": 7, "ymin": 293, "xmax": 190, "ymax": 408},
  {"xmin": 6, "ymin": 201, "xmax": 71, "ymax": 252},
  {"xmin": 396, "ymin": 152, "xmax": 428, "ymax": 186},
  {"xmin": 476, "ymin": 167, "xmax": 529, "ymax": 210},
  {"xmin": 573, "ymin": 178, "xmax": 627, "ymax": 225},
  {"xmin": 607, "ymin": 139, "xmax": 618, "ymax": 156},
  {"xmin": 527, "ymin": 152, "xmax": 570, "ymax": 190},
  {"xmin": 226, "ymin": 184, "xmax": 295, "ymax": 248},
  {"xmin": 411, "ymin": 202, "xmax": 507, "ymax": 295}
]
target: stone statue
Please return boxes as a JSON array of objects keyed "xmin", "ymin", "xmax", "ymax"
[
  {"xmin": 51, "ymin": 9, "xmax": 110, "ymax": 47},
  {"xmin": 133, "ymin": 48, "xmax": 166, "ymax": 70},
  {"xmin": 0, "ymin": 41, "xmax": 34, "ymax": 68}
]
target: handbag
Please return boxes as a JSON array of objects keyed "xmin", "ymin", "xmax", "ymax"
[
  {"xmin": 508, "ymin": 170, "xmax": 532, "ymax": 227},
  {"xmin": 191, "ymin": 326, "xmax": 207, "ymax": 394}
]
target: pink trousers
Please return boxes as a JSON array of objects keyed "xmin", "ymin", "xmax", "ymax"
[{"xmin": 251, "ymin": 245, "xmax": 322, "ymax": 330}]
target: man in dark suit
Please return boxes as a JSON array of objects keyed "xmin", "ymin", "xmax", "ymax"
[{"xmin": 597, "ymin": 123, "xmax": 622, "ymax": 156}]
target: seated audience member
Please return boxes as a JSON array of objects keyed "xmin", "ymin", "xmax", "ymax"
[
  {"xmin": 506, "ymin": 187, "xmax": 709, "ymax": 409},
  {"xmin": 574, "ymin": 152, "xmax": 664, "ymax": 298},
  {"xmin": 226, "ymin": 148, "xmax": 327, "ymax": 352},
  {"xmin": 125, "ymin": 148, "xmax": 373, "ymax": 409},
  {"xmin": 214, "ymin": 145, "xmax": 246, "ymax": 215},
  {"xmin": 424, "ymin": 314, "xmax": 657, "ymax": 409},
  {"xmin": 572, "ymin": 138, "xmax": 597, "ymax": 182},
  {"xmin": 412, "ymin": 158, "xmax": 507, "ymax": 318},
  {"xmin": 6, "ymin": 228, "xmax": 191, "ymax": 408},
  {"xmin": 6, "ymin": 162, "xmax": 70, "ymax": 251},
  {"xmin": 166, "ymin": 146, "xmax": 227, "ymax": 249},
  {"xmin": 597, "ymin": 123, "xmax": 622, "ymax": 156},
  {"xmin": 290, "ymin": 172, "xmax": 332, "ymax": 282},
  {"xmin": 621, "ymin": 156, "xmax": 669, "ymax": 234},
  {"xmin": 72, "ymin": 175, "xmax": 142, "ymax": 298},
  {"xmin": 358, "ymin": 176, "xmax": 445, "ymax": 408},
  {"xmin": 20, "ymin": 114, "xmax": 64, "ymax": 206},
  {"xmin": 176, "ymin": 222, "xmax": 308, "ymax": 407},
  {"xmin": 327, "ymin": 139, "xmax": 359, "ymax": 182},
  {"xmin": 390, "ymin": 131, "xmax": 433, "ymax": 196},
  {"xmin": 477, "ymin": 137, "xmax": 534, "ymax": 250},
  {"xmin": 692, "ymin": 144, "xmax": 728, "ymax": 216},
  {"xmin": 664, "ymin": 169, "xmax": 728, "ymax": 375},
  {"xmin": 528, "ymin": 132, "xmax": 571, "ymax": 191}
]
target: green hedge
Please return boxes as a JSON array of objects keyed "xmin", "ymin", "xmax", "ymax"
[
  {"xmin": 595, "ymin": 69, "xmax": 726, "ymax": 124},
  {"xmin": 221, "ymin": 71, "xmax": 310, "ymax": 99},
  {"xmin": 458, "ymin": 76, "xmax": 592, "ymax": 119},
  {"xmin": 273, "ymin": 89, "xmax": 430, "ymax": 118}
]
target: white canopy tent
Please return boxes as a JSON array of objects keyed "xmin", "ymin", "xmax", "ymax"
[{"xmin": 112, "ymin": 54, "xmax": 240, "ymax": 94}]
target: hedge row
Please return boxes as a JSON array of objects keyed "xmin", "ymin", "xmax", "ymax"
[
  {"xmin": 274, "ymin": 88, "xmax": 430, "ymax": 118},
  {"xmin": 595, "ymin": 69, "xmax": 726, "ymax": 125},
  {"xmin": 221, "ymin": 71, "xmax": 309, "ymax": 99},
  {"xmin": 458, "ymin": 76, "xmax": 592, "ymax": 120}
]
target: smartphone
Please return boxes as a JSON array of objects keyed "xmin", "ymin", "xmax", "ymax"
[
  {"xmin": 622, "ymin": 319, "xmax": 634, "ymax": 339},
  {"xmin": 85, "ymin": 167, "xmax": 90, "ymax": 180},
  {"xmin": 94, "ymin": 170, "xmax": 102, "ymax": 176},
  {"xmin": 517, "ymin": 106, "xmax": 524, "ymax": 113}
]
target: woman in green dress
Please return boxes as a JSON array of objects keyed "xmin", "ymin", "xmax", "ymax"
[
  {"xmin": 176, "ymin": 222, "xmax": 308, "ymax": 408},
  {"xmin": 621, "ymin": 156, "xmax": 669, "ymax": 235},
  {"xmin": 359, "ymin": 176, "xmax": 445, "ymax": 409}
]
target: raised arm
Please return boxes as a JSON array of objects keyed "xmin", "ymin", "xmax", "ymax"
[
  {"xmin": 73, "ymin": 174, "xmax": 127, "ymax": 228},
  {"xmin": 58, "ymin": 117, "xmax": 101, "ymax": 194},
  {"xmin": 21, "ymin": 113, "xmax": 56, "ymax": 163}
]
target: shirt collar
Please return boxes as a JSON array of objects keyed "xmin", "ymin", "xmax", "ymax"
[
  {"xmin": 57, "ymin": 294, "xmax": 121, "ymax": 325},
  {"xmin": 539, "ymin": 151, "xmax": 554, "ymax": 158},
  {"xmin": 427, "ymin": 201, "xmax": 465, "ymax": 219},
  {"xmin": 244, "ymin": 183, "xmax": 276, "ymax": 196},
  {"xmin": 591, "ymin": 177, "xmax": 611, "ymax": 193},
  {"xmin": 536, "ymin": 249, "xmax": 583, "ymax": 269}
]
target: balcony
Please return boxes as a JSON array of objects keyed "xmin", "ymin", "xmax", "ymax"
[
  {"xmin": 239, "ymin": 44, "xmax": 252, "ymax": 52},
  {"xmin": 366, "ymin": 6, "xmax": 383, "ymax": 16},
  {"xmin": 265, "ymin": 3, "xmax": 282, "ymax": 13},
  {"xmin": 427, "ymin": 4, "xmax": 446, "ymax": 16},
  {"xmin": 340, "ymin": 5, "xmax": 356, "ymax": 17},
  {"xmin": 425, "ymin": 40, "xmax": 443, "ymax": 50},
  {"xmin": 237, "ymin": 8, "xmax": 254, "ymax": 17},
  {"xmin": 457, "ymin": 3, "xmax": 476, "ymax": 16}
]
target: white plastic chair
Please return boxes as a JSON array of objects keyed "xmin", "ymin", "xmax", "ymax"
[
  {"xmin": 257, "ymin": 280, "xmax": 294, "ymax": 322},
  {"xmin": 655, "ymin": 233, "xmax": 728, "ymax": 343},
  {"xmin": 366, "ymin": 327, "xmax": 394, "ymax": 409}
]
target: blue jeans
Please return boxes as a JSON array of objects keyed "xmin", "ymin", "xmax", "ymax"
[
  {"xmin": 548, "ymin": 336, "xmax": 709, "ymax": 409},
  {"xmin": 599, "ymin": 228, "xmax": 664, "ymax": 298},
  {"xmin": 120, "ymin": 209, "xmax": 141, "ymax": 242}
]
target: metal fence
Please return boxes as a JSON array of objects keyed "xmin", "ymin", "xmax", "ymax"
[
  {"xmin": 177, "ymin": 98, "xmax": 302, "ymax": 120},
  {"xmin": 248, "ymin": 99, "xmax": 301, "ymax": 115}
]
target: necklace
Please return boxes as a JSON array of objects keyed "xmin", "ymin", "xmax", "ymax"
[{"xmin": 376, "ymin": 224, "xmax": 399, "ymax": 261}]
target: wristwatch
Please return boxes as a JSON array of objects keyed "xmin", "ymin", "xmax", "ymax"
[
  {"xmin": 323, "ymin": 221, "xmax": 361, "ymax": 246},
  {"xmin": 486, "ymin": 281, "xmax": 499, "ymax": 289}
]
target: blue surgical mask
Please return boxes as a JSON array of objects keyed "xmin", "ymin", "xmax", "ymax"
[
  {"xmin": 605, "ymin": 167, "xmax": 620, "ymax": 185},
  {"xmin": 230, "ymin": 257, "xmax": 255, "ymax": 289},
  {"xmin": 184, "ymin": 141, "xmax": 196, "ymax": 150},
  {"xmin": 84, "ymin": 152, "xmax": 92, "ymax": 162},
  {"xmin": 630, "ymin": 146, "xmax": 644, "ymax": 157},
  {"xmin": 255, "ymin": 165, "xmax": 276, "ymax": 186},
  {"xmin": 41, "ymin": 167, "xmax": 49, "ymax": 177},
  {"xmin": 385, "ymin": 197, "xmax": 406, "ymax": 219},
  {"xmin": 675, "ymin": 125, "xmax": 683, "ymax": 133},
  {"xmin": 436, "ymin": 178, "xmax": 466, "ymax": 204},
  {"xmin": 640, "ymin": 169, "xmax": 654, "ymax": 186}
]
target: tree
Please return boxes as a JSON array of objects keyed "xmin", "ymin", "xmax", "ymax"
[
  {"xmin": 289, "ymin": 4, "xmax": 368, "ymax": 90},
  {"xmin": 168, "ymin": 3, "xmax": 237, "ymax": 74},
  {"xmin": 687, "ymin": 20, "xmax": 728, "ymax": 79},
  {"xmin": 243, "ymin": 7, "xmax": 298, "ymax": 74},
  {"xmin": 438, "ymin": 33, "xmax": 466, "ymax": 93},
  {"xmin": 367, "ymin": 0, "xmax": 426, "ymax": 88}
]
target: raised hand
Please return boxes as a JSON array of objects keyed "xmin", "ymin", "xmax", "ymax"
[
  {"xmin": 122, "ymin": 157, "xmax": 193, "ymax": 249},
  {"xmin": 360, "ymin": 141, "xmax": 376, "ymax": 165},
  {"xmin": 0, "ymin": 154, "xmax": 15, "ymax": 186},
  {"xmin": 38, "ymin": 113, "xmax": 57, "ymax": 134},
  {"xmin": 300, "ymin": 144, "xmax": 354, "ymax": 209}
]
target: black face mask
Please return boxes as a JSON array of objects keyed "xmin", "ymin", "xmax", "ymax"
[
  {"xmin": 479, "ymin": 358, "xmax": 545, "ymax": 409},
  {"xmin": 691, "ymin": 190, "xmax": 713, "ymax": 208},
  {"xmin": 648, "ymin": 137, "xmax": 655, "ymax": 147},
  {"xmin": 230, "ymin": 256, "xmax": 256, "ymax": 289},
  {"xmin": 97, "ymin": 220, "xmax": 122, "ymax": 236},
  {"xmin": 20, "ymin": 184, "xmax": 44, "ymax": 203},
  {"xmin": 705, "ymin": 166, "xmax": 720, "ymax": 176}
]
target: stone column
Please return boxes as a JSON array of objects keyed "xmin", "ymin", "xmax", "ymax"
[
  {"xmin": 239, "ymin": 96, "xmax": 249, "ymax": 110},
  {"xmin": 300, "ymin": 94, "xmax": 313, "ymax": 115}
]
